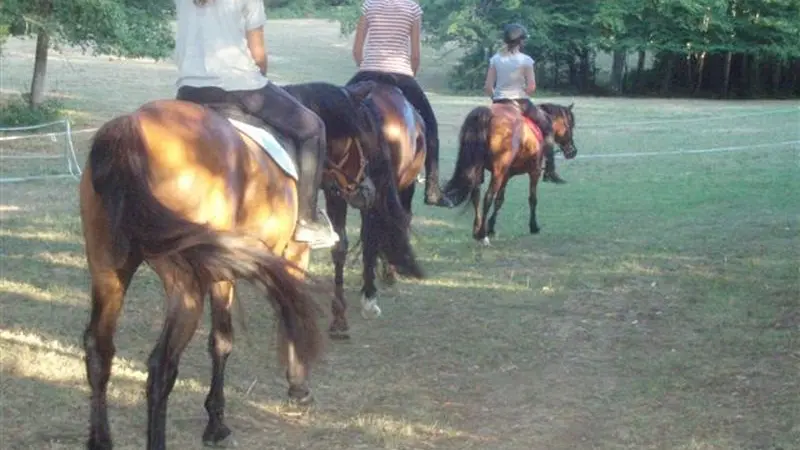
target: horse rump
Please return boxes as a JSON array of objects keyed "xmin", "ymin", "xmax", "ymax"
[
  {"xmin": 443, "ymin": 106, "xmax": 492, "ymax": 206},
  {"xmin": 85, "ymin": 110, "xmax": 323, "ymax": 365}
]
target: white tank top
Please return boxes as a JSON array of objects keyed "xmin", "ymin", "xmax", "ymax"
[
  {"xmin": 173, "ymin": 0, "xmax": 269, "ymax": 91},
  {"xmin": 489, "ymin": 51, "xmax": 535, "ymax": 100}
]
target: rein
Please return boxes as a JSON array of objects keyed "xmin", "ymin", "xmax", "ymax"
[{"xmin": 322, "ymin": 89, "xmax": 371, "ymax": 194}]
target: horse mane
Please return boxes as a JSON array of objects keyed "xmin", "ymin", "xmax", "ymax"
[
  {"xmin": 281, "ymin": 82, "xmax": 366, "ymax": 142},
  {"xmin": 539, "ymin": 103, "xmax": 575, "ymax": 128},
  {"xmin": 282, "ymin": 81, "xmax": 412, "ymax": 232}
]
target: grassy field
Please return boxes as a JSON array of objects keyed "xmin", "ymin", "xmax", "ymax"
[{"xmin": 1, "ymin": 19, "xmax": 799, "ymax": 450}]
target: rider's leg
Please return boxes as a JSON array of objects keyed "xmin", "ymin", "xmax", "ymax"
[
  {"xmin": 233, "ymin": 82, "xmax": 339, "ymax": 246},
  {"xmin": 348, "ymin": 71, "xmax": 450, "ymax": 207},
  {"xmin": 392, "ymin": 74, "xmax": 450, "ymax": 207},
  {"xmin": 522, "ymin": 99, "xmax": 565, "ymax": 183}
]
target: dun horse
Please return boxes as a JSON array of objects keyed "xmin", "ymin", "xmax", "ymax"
[
  {"xmin": 78, "ymin": 87, "xmax": 415, "ymax": 449},
  {"xmin": 443, "ymin": 102, "xmax": 578, "ymax": 244},
  {"xmin": 283, "ymin": 82, "xmax": 428, "ymax": 338}
]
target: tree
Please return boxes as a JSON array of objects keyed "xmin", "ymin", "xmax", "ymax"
[{"xmin": 0, "ymin": 0, "xmax": 175, "ymax": 108}]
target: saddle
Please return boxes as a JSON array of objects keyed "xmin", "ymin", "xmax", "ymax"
[
  {"xmin": 494, "ymin": 99, "xmax": 544, "ymax": 143},
  {"xmin": 175, "ymin": 86, "xmax": 299, "ymax": 180}
]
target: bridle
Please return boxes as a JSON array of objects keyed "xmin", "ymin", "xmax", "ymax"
[{"xmin": 323, "ymin": 136, "xmax": 368, "ymax": 195}]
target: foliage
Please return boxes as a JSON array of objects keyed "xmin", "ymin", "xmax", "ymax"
[
  {"xmin": 1, "ymin": 0, "xmax": 175, "ymax": 107},
  {"xmin": 1, "ymin": 0, "xmax": 175, "ymax": 58},
  {"xmin": 0, "ymin": 94, "xmax": 65, "ymax": 127},
  {"xmin": 409, "ymin": 0, "xmax": 800, "ymax": 98},
  {"xmin": 0, "ymin": 24, "xmax": 8, "ymax": 57}
]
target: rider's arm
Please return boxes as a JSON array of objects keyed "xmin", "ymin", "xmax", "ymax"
[
  {"xmin": 410, "ymin": 16, "xmax": 421, "ymax": 75},
  {"xmin": 352, "ymin": 15, "xmax": 367, "ymax": 67},
  {"xmin": 524, "ymin": 62, "xmax": 536, "ymax": 95},
  {"xmin": 247, "ymin": 27, "xmax": 267, "ymax": 75},
  {"xmin": 244, "ymin": 0, "xmax": 268, "ymax": 75},
  {"xmin": 484, "ymin": 63, "xmax": 496, "ymax": 97}
]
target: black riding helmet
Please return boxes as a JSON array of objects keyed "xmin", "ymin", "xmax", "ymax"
[{"xmin": 503, "ymin": 23, "xmax": 528, "ymax": 44}]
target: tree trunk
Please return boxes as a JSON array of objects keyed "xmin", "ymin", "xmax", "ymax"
[
  {"xmin": 771, "ymin": 61, "xmax": 782, "ymax": 93},
  {"xmin": 661, "ymin": 54, "xmax": 675, "ymax": 95},
  {"xmin": 29, "ymin": 30, "xmax": 50, "ymax": 108},
  {"xmin": 579, "ymin": 49, "xmax": 592, "ymax": 92},
  {"xmin": 722, "ymin": 52, "xmax": 733, "ymax": 97},
  {"xmin": 568, "ymin": 56, "xmax": 578, "ymax": 90},
  {"xmin": 610, "ymin": 50, "xmax": 626, "ymax": 94},
  {"xmin": 551, "ymin": 57, "xmax": 559, "ymax": 88},
  {"xmin": 749, "ymin": 53, "xmax": 760, "ymax": 96},
  {"xmin": 694, "ymin": 51, "xmax": 707, "ymax": 94}
]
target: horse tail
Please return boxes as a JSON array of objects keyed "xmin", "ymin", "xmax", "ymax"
[
  {"xmin": 359, "ymin": 96, "xmax": 424, "ymax": 279},
  {"xmin": 443, "ymin": 106, "xmax": 492, "ymax": 206},
  {"xmin": 88, "ymin": 113, "xmax": 322, "ymax": 365}
]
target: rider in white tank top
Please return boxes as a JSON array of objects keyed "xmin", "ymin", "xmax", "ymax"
[
  {"xmin": 483, "ymin": 23, "xmax": 567, "ymax": 184},
  {"xmin": 490, "ymin": 52, "xmax": 535, "ymax": 101}
]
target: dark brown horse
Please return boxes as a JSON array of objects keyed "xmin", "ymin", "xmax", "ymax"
[
  {"xmin": 443, "ymin": 102, "xmax": 578, "ymax": 245},
  {"xmin": 284, "ymin": 81, "xmax": 427, "ymax": 338},
  {"xmin": 78, "ymin": 95, "xmax": 412, "ymax": 449}
]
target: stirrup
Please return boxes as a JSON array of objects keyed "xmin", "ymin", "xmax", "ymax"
[{"xmin": 294, "ymin": 208, "xmax": 339, "ymax": 249}]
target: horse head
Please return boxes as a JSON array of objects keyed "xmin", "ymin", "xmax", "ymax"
[{"xmin": 542, "ymin": 102, "xmax": 578, "ymax": 159}]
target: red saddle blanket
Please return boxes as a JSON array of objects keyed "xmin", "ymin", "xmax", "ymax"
[{"xmin": 522, "ymin": 116, "xmax": 544, "ymax": 143}]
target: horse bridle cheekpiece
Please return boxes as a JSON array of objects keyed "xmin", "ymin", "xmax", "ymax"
[{"xmin": 322, "ymin": 95, "xmax": 376, "ymax": 210}]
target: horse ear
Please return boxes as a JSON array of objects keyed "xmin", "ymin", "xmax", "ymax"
[{"xmin": 567, "ymin": 103, "xmax": 574, "ymax": 111}]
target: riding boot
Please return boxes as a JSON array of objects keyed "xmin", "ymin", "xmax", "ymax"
[
  {"xmin": 293, "ymin": 139, "xmax": 339, "ymax": 248},
  {"xmin": 526, "ymin": 102, "xmax": 566, "ymax": 184},
  {"xmin": 542, "ymin": 146, "xmax": 566, "ymax": 184}
]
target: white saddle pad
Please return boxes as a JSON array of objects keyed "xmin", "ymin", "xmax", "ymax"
[{"xmin": 228, "ymin": 118, "xmax": 298, "ymax": 180}]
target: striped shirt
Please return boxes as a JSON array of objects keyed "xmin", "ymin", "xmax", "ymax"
[{"xmin": 359, "ymin": 0, "xmax": 422, "ymax": 77}]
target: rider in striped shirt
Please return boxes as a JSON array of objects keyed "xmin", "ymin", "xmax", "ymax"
[{"xmin": 350, "ymin": 0, "xmax": 452, "ymax": 207}]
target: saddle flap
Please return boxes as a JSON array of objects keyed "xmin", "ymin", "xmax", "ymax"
[
  {"xmin": 227, "ymin": 118, "xmax": 298, "ymax": 181},
  {"xmin": 522, "ymin": 116, "xmax": 544, "ymax": 143}
]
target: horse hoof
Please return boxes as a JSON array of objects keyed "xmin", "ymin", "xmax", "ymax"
[
  {"xmin": 481, "ymin": 236, "xmax": 491, "ymax": 247},
  {"xmin": 288, "ymin": 390, "xmax": 315, "ymax": 407},
  {"xmin": 360, "ymin": 296, "xmax": 382, "ymax": 319},
  {"xmin": 381, "ymin": 273, "xmax": 397, "ymax": 287},
  {"xmin": 203, "ymin": 433, "xmax": 238, "ymax": 448},
  {"xmin": 87, "ymin": 437, "xmax": 112, "ymax": 450},
  {"xmin": 530, "ymin": 226, "xmax": 540, "ymax": 234},
  {"xmin": 328, "ymin": 330, "xmax": 351, "ymax": 340}
]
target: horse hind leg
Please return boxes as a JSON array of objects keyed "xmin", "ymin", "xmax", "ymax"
[
  {"xmin": 359, "ymin": 210, "xmax": 382, "ymax": 320},
  {"xmin": 529, "ymin": 170, "xmax": 541, "ymax": 234},
  {"xmin": 381, "ymin": 182, "xmax": 416, "ymax": 287},
  {"xmin": 202, "ymin": 281, "xmax": 237, "ymax": 447},
  {"xmin": 487, "ymin": 180, "xmax": 509, "ymax": 238},
  {"xmin": 279, "ymin": 240, "xmax": 316, "ymax": 405},
  {"xmin": 81, "ymin": 189, "xmax": 142, "ymax": 450},
  {"xmin": 84, "ymin": 252, "xmax": 141, "ymax": 450},
  {"xmin": 146, "ymin": 262, "xmax": 206, "ymax": 450},
  {"xmin": 475, "ymin": 174, "xmax": 503, "ymax": 245},
  {"xmin": 325, "ymin": 192, "xmax": 350, "ymax": 339}
]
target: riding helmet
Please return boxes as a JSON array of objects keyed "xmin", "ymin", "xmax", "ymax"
[{"xmin": 503, "ymin": 23, "xmax": 528, "ymax": 44}]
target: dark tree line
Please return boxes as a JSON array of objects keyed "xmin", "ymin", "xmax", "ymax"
[
  {"xmin": 3, "ymin": 0, "xmax": 798, "ymax": 106},
  {"xmin": 336, "ymin": 0, "xmax": 800, "ymax": 98}
]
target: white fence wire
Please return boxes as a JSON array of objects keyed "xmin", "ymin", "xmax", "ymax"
[
  {"xmin": 0, "ymin": 119, "xmax": 84, "ymax": 183},
  {"xmin": 0, "ymin": 106, "xmax": 797, "ymax": 183}
]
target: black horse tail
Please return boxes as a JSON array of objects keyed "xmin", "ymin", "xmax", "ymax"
[
  {"xmin": 87, "ymin": 113, "xmax": 323, "ymax": 365},
  {"xmin": 359, "ymin": 96, "xmax": 424, "ymax": 279},
  {"xmin": 443, "ymin": 106, "xmax": 492, "ymax": 206}
]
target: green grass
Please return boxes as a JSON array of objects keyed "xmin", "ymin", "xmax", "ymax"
[{"xmin": 1, "ymin": 19, "xmax": 799, "ymax": 450}]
